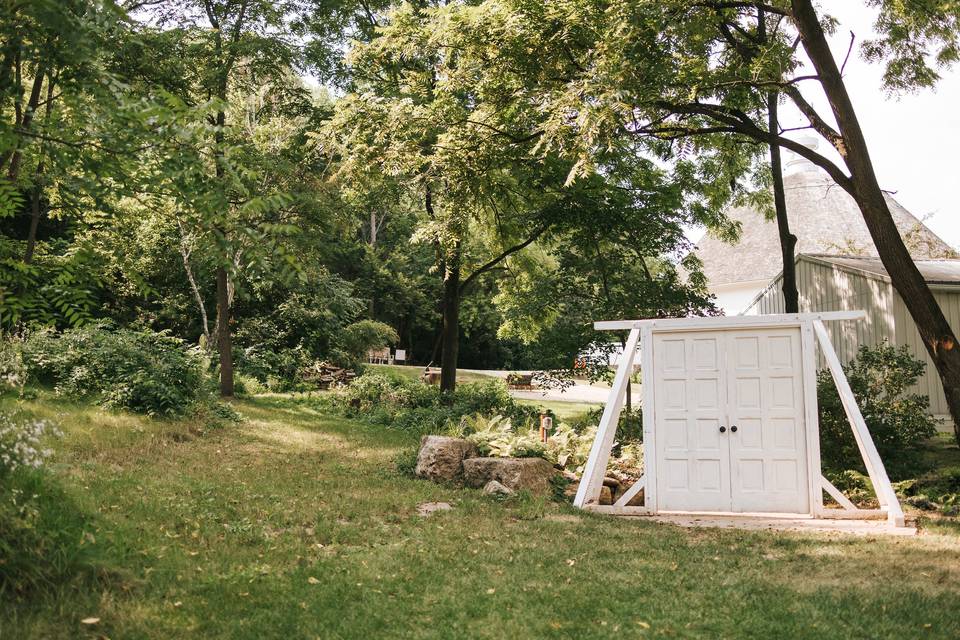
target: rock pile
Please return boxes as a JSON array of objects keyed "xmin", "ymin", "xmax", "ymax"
[
  {"xmin": 413, "ymin": 435, "xmax": 644, "ymax": 506},
  {"xmin": 414, "ymin": 435, "xmax": 555, "ymax": 495}
]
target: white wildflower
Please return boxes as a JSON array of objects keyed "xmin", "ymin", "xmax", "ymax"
[{"xmin": 0, "ymin": 412, "xmax": 61, "ymax": 476}]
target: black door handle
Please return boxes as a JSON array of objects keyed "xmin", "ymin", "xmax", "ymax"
[
  {"xmin": 731, "ymin": 425, "xmax": 738, "ymax": 433},
  {"xmin": 719, "ymin": 426, "xmax": 726, "ymax": 433}
]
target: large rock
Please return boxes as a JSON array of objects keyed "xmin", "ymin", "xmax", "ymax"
[
  {"xmin": 462, "ymin": 457, "xmax": 556, "ymax": 495},
  {"xmin": 415, "ymin": 435, "xmax": 478, "ymax": 483},
  {"xmin": 599, "ymin": 486, "xmax": 613, "ymax": 505}
]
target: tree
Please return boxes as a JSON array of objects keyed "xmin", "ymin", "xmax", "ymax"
[
  {"xmin": 326, "ymin": 2, "xmax": 734, "ymax": 392},
  {"xmin": 0, "ymin": 0, "xmax": 182, "ymax": 329},
  {"xmin": 129, "ymin": 0, "xmax": 308, "ymax": 396},
  {"xmin": 450, "ymin": 0, "xmax": 960, "ymax": 443},
  {"xmin": 495, "ymin": 174, "xmax": 718, "ymax": 408},
  {"xmin": 758, "ymin": 7, "xmax": 798, "ymax": 313}
]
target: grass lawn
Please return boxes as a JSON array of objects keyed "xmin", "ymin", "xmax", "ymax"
[
  {"xmin": 3, "ymin": 393, "xmax": 960, "ymax": 639},
  {"xmin": 515, "ymin": 398, "xmax": 602, "ymax": 422}
]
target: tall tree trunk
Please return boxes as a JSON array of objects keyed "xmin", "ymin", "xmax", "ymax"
[
  {"xmin": 215, "ymin": 265, "xmax": 234, "ymax": 397},
  {"xmin": 768, "ymin": 92, "xmax": 798, "ymax": 312},
  {"xmin": 793, "ymin": 0, "xmax": 960, "ymax": 444},
  {"xmin": 176, "ymin": 220, "xmax": 212, "ymax": 348},
  {"xmin": 757, "ymin": 8, "xmax": 798, "ymax": 313},
  {"xmin": 4, "ymin": 63, "xmax": 46, "ymax": 181},
  {"xmin": 24, "ymin": 175, "xmax": 41, "ymax": 264},
  {"xmin": 23, "ymin": 73, "xmax": 54, "ymax": 264},
  {"xmin": 368, "ymin": 211, "xmax": 378, "ymax": 316},
  {"xmin": 439, "ymin": 241, "xmax": 461, "ymax": 393},
  {"xmin": 212, "ymin": 106, "xmax": 234, "ymax": 396},
  {"xmin": 0, "ymin": 26, "xmax": 19, "ymax": 122}
]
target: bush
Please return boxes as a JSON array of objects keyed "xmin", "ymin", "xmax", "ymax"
[
  {"xmin": 460, "ymin": 414, "xmax": 642, "ymax": 478},
  {"xmin": 19, "ymin": 323, "xmax": 207, "ymax": 417},
  {"xmin": 331, "ymin": 373, "xmax": 537, "ymax": 436},
  {"xmin": 235, "ymin": 345, "xmax": 308, "ymax": 391},
  {"xmin": 339, "ymin": 320, "xmax": 399, "ymax": 355},
  {"xmin": 0, "ymin": 337, "xmax": 27, "ymax": 395},
  {"xmin": 818, "ymin": 342, "xmax": 940, "ymax": 478},
  {"xmin": 569, "ymin": 406, "xmax": 642, "ymax": 448}
]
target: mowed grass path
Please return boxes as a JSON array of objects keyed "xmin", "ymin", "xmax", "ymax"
[{"xmin": 4, "ymin": 395, "xmax": 960, "ymax": 639}]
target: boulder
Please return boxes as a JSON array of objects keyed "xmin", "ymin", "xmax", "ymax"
[
  {"xmin": 462, "ymin": 457, "xmax": 556, "ymax": 495},
  {"xmin": 627, "ymin": 485, "xmax": 645, "ymax": 507},
  {"xmin": 482, "ymin": 480, "xmax": 514, "ymax": 496},
  {"xmin": 599, "ymin": 486, "xmax": 614, "ymax": 505},
  {"xmin": 602, "ymin": 476, "xmax": 621, "ymax": 489},
  {"xmin": 415, "ymin": 436, "xmax": 479, "ymax": 483}
]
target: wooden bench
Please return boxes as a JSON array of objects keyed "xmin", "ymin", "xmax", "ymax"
[{"xmin": 506, "ymin": 373, "xmax": 534, "ymax": 390}]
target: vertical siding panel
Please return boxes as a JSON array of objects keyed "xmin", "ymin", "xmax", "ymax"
[
  {"xmin": 740, "ymin": 257, "xmax": 956, "ymax": 420},
  {"xmin": 895, "ymin": 288, "xmax": 951, "ymax": 416}
]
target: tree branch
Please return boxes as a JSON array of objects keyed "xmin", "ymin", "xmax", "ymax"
[
  {"xmin": 652, "ymin": 100, "xmax": 854, "ymax": 193},
  {"xmin": 459, "ymin": 225, "xmax": 548, "ymax": 294},
  {"xmin": 780, "ymin": 84, "xmax": 845, "ymax": 151}
]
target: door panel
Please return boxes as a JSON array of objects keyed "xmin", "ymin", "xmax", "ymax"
[
  {"xmin": 653, "ymin": 327, "xmax": 809, "ymax": 515},
  {"xmin": 726, "ymin": 328, "xmax": 809, "ymax": 513},
  {"xmin": 653, "ymin": 332, "xmax": 730, "ymax": 512}
]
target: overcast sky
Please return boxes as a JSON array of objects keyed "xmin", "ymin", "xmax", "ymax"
[{"xmin": 776, "ymin": 4, "xmax": 960, "ymax": 249}]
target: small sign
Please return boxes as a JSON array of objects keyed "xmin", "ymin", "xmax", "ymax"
[
  {"xmin": 394, "ymin": 349, "xmax": 406, "ymax": 363},
  {"xmin": 539, "ymin": 415, "xmax": 553, "ymax": 443}
]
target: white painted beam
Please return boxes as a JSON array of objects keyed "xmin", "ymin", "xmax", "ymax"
[
  {"xmin": 821, "ymin": 475, "xmax": 858, "ymax": 511},
  {"xmin": 613, "ymin": 474, "xmax": 645, "ymax": 508},
  {"xmin": 812, "ymin": 320, "xmax": 906, "ymax": 527},
  {"xmin": 574, "ymin": 327, "xmax": 641, "ymax": 508},
  {"xmin": 595, "ymin": 311, "xmax": 866, "ymax": 332}
]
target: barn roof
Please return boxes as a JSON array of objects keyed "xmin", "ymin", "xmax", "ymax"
[
  {"xmin": 693, "ymin": 168, "xmax": 957, "ymax": 286},
  {"xmin": 804, "ymin": 254, "xmax": 960, "ymax": 285}
]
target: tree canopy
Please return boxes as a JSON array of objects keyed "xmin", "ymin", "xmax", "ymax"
[{"xmin": 2, "ymin": 0, "xmax": 959, "ymax": 439}]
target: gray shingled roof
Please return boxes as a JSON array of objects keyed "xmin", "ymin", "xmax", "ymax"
[
  {"xmin": 694, "ymin": 168, "xmax": 957, "ymax": 286},
  {"xmin": 805, "ymin": 254, "xmax": 960, "ymax": 285}
]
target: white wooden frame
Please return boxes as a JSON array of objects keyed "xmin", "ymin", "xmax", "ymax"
[{"xmin": 573, "ymin": 312, "xmax": 906, "ymax": 527}]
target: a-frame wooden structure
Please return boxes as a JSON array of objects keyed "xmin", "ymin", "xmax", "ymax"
[{"xmin": 573, "ymin": 312, "xmax": 906, "ymax": 528}]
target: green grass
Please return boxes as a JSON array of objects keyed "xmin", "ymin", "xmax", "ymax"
[
  {"xmin": 2, "ymin": 392, "xmax": 960, "ymax": 639},
  {"xmin": 515, "ymin": 398, "xmax": 602, "ymax": 422}
]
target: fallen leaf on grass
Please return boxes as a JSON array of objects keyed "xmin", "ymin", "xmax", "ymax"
[
  {"xmin": 308, "ymin": 576, "xmax": 320, "ymax": 584},
  {"xmin": 81, "ymin": 617, "xmax": 100, "ymax": 625},
  {"xmin": 486, "ymin": 588, "xmax": 495, "ymax": 595}
]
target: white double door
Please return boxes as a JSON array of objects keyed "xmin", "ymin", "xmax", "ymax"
[{"xmin": 653, "ymin": 328, "xmax": 810, "ymax": 514}]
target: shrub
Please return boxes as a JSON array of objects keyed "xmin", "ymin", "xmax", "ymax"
[
  {"xmin": 460, "ymin": 413, "xmax": 641, "ymax": 477},
  {"xmin": 818, "ymin": 342, "xmax": 940, "ymax": 478},
  {"xmin": 20, "ymin": 323, "xmax": 207, "ymax": 417},
  {"xmin": 569, "ymin": 406, "xmax": 642, "ymax": 447},
  {"xmin": 332, "ymin": 320, "xmax": 399, "ymax": 369},
  {"xmin": 331, "ymin": 373, "xmax": 537, "ymax": 436},
  {"xmin": 464, "ymin": 414, "xmax": 546, "ymax": 459},
  {"xmin": 235, "ymin": 345, "xmax": 307, "ymax": 391},
  {"xmin": 0, "ymin": 337, "xmax": 27, "ymax": 395}
]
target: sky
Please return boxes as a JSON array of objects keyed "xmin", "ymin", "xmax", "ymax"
[{"xmin": 763, "ymin": 4, "xmax": 960, "ymax": 249}]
